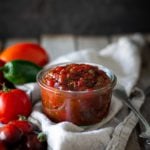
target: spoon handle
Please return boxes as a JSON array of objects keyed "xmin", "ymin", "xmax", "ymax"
[{"xmin": 122, "ymin": 97, "xmax": 150, "ymax": 130}]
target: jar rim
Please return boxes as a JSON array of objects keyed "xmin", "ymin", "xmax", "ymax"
[{"xmin": 36, "ymin": 62, "xmax": 117, "ymax": 94}]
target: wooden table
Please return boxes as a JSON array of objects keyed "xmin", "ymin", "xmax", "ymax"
[{"xmin": 0, "ymin": 34, "xmax": 150, "ymax": 150}]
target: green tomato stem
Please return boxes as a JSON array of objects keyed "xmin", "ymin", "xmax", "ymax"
[
  {"xmin": 2, "ymin": 83, "xmax": 10, "ymax": 92},
  {"xmin": 37, "ymin": 132, "xmax": 47, "ymax": 142},
  {"xmin": 18, "ymin": 115, "xmax": 27, "ymax": 121}
]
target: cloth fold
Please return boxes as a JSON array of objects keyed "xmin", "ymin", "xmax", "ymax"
[{"xmin": 17, "ymin": 34, "xmax": 145, "ymax": 150}]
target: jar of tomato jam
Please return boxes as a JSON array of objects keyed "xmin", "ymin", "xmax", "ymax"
[{"xmin": 37, "ymin": 63, "xmax": 117, "ymax": 126}]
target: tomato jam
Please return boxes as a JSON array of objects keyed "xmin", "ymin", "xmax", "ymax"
[{"xmin": 37, "ymin": 63, "xmax": 117, "ymax": 126}]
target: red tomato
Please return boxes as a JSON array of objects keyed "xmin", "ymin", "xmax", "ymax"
[
  {"xmin": 0, "ymin": 142, "xmax": 6, "ymax": 150},
  {"xmin": 24, "ymin": 132, "xmax": 47, "ymax": 150},
  {"xmin": 0, "ymin": 89, "xmax": 32, "ymax": 123},
  {"xmin": 0, "ymin": 123, "xmax": 23, "ymax": 144},
  {"xmin": 11, "ymin": 120, "xmax": 34, "ymax": 134},
  {"xmin": 0, "ymin": 43, "xmax": 49, "ymax": 67}
]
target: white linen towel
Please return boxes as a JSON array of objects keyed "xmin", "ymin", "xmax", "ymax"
[{"xmin": 17, "ymin": 34, "xmax": 145, "ymax": 150}]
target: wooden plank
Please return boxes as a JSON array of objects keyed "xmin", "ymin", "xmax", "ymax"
[
  {"xmin": 0, "ymin": 40, "xmax": 2, "ymax": 51},
  {"xmin": 76, "ymin": 36, "xmax": 109, "ymax": 51},
  {"xmin": 0, "ymin": 35, "xmax": 145, "ymax": 150},
  {"xmin": 138, "ymin": 42, "xmax": 150, "ymax": 89},
  {"xmin": 1, "ymin": 0, "xmax": 149, "ymax": 38},
  {"xmin": 126, "ymin": 129, "xmax": 141, "ymax": 150},
  {"xmin": 145, "ymin": 33, "xmax": 150, "ymax": 43},
  {"xmin": 110, "ymin": 34, "xmax": 123, "ymax": 42},
  {"xmin": 110, "ymin": 34, "xmax": 131, "ymax": 42},
  {"xmin": 4, "ymin": 38, "xmax": 38, "ymax": 48},
  {"xmin": 41, "ymin": 35, "xmax": 76, "ymax": 61},
  {"xmin": 126, "ymin": 34, "xmax": 150, "ymax": 150},
  {"xmin": 137, "ymin": 43, "xmax": 150, "ymax": 150}
]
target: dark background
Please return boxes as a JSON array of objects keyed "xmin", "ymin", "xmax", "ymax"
[{"xmin": 0, "ymin": 0, "xmax": 150, "ymax": 38}]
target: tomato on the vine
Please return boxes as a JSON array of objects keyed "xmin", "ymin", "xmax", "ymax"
[
  {"xmin": 11, "ymin": 120, "xmax": 34, "ymax": 134},
  {"xmin": 0, "ymin": 141, "xmax": 6, "ymax": 150},
  {"xmin": 23, "ymin": 132, "xmax": 47, "ymax": 150},
  {"xmin": 0, "ymin": 123, "xmax": 23, "ymax": 144},
  {"xmin": 0, "ymin": 88, "xmax": 32, "ymax": 123}
]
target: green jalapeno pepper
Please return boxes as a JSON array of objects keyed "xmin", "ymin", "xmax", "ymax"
[{"xmin": 0, "ymin": 60, "xmax": 42, "ymax": 84}]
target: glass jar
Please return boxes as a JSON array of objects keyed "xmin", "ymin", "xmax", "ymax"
[{"xmin": 37, "ymin": 62, "xmax": 117, "ymax": 126}]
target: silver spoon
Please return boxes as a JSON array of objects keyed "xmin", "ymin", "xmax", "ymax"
[{"xmin": 113, "ymin": 86, "xmax": 150, "ymax": 139}]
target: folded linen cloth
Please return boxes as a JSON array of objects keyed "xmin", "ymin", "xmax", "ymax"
[{"xmin": 17, "ymin": 34, "xmax": 145, "ymax": 150}]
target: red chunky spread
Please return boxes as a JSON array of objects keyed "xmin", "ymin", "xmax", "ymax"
[
  {"xmin": 42, "ymin": 64, "xmax": 111, "ymax": 91},
  {"xmin": 38, "ymin": 63, "xmax": 115, "ymax": 125}
]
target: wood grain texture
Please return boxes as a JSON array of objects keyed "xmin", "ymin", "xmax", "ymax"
[
  {"xmin": 110, "ymin": 33, "xmax": 137, "ymax": 42},
  {"xmin": 137, "ymin": 36, "xmax": 150, "ymax": 150},
  {"xmin": 145, "ymin": 34, "xmax": 150, "ymax": 43},
  {"xmin": 4, "ymin": 38, "xmax": 38, "ymax": 48},
  {"xmin": 41, "ymin": 35, "xmax": 76, "ymax": 61},
  {"xmin": 126, "ymin": 129, "xmax": 141, "ymax": 150},
  {"xmin": 0, "ymin": 40, "xmax": 2, "ymax": 51},
  {"xmin": 2, "ymin": 34, "xmax": 149, "ymax": 150},
  {"xmin": 0, "ymin": 0, "xmax": 150, "ymax": 37},
  {"xmin": 76, "ymin": 36, "xmax": 109, "ymax": 51}
]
